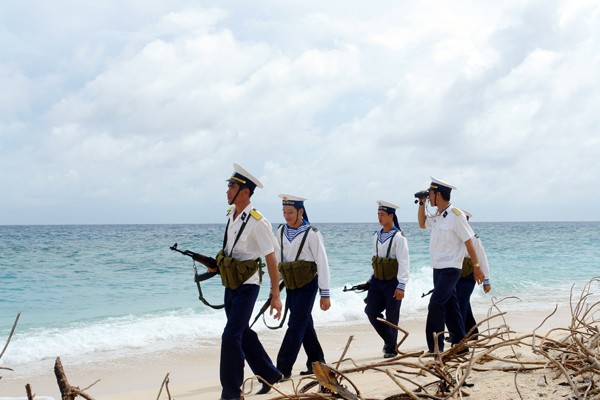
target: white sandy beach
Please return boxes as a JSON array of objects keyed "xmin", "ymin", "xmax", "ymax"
[{"xmin": 1, "ymin": 306, "xmax": 576, "ymax": 400}]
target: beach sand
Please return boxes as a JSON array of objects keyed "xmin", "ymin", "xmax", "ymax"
[{"xmin": 1, "ymin": 305, "xmax": 576, "ymax": 400}]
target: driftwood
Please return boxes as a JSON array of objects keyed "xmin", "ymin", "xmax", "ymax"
[
  {"xmin": 54, "ymin": 357, "xmax": 97, "ymax": 400},
  {"xmin": 50, "ymin": 357, "xmax": 173, "ymax": 400},
  {"xmin": 156, "ymin": 372, "xmax": 172, "ymax": 400},
  {"xmin": 312, "ymin": 362, "xmax": 360, "ymax": 400},
  {"xmin": 0, "ymin": 312, "xmax": 20, "ymax": 374},
  {"xmin": 25, "ymin": 383, "xmax": 33, "ymax": 400},
  {"xmin": 3, "ymin": 277, "xmax": 600, "ymax": 399},
  {"xmin": 2, "ymin": 311, "xmax": 176, "ymax": 400},
  {"xmin": 266, "ymin": 276, "xmax": 600, "ymax": 400},
  {"xmin": 52, "ymin": 357, "xmax": 173, "ymax": 400}
]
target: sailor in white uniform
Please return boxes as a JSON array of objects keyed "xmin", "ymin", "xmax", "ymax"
[
  {"xmin": 215, "ymin": 163, "xmax": 283, "ymax": 399},
  {"xmin": 417, "ymin": 177, "xmax": 483, "ymax": 353},
  {"xmin": 275, "ymin": 194, "xmax": 331, "ymax": 378},
  {"xmin": 365, "ymin": 200, "xmax": 410, "ymax": 358},
  {"xmin": 455, "ymin": 210, "xmax": 491, "ymax": 339}
]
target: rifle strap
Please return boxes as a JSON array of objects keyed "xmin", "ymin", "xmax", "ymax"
[
  {"xmin": 223, "ymin": 210, "xmax": 252, "ymax": 257},
  {"xmin": 262, "ymin": 278, "xmax": 290, "ymax": 330},
  {"xmin": 195, "ymin": 278, "xmax": 225, "ymax": 310},
  {"xmin": 249, "ymin": 281, "xmax": 288, "ymax": 330},
  {"xmin": 263, "ymin": 300, "xmax": 289, "ymax": 330}
]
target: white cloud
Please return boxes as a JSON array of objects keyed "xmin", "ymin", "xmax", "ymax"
[{"xmin": 1, "ymin": 0, "xmax": 600, "ymax": 224}]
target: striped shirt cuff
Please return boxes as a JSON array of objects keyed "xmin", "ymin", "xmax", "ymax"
[
  {"xmin": 483, "ymin": 279, "xmax": 490, "ymax": 286},
  {"xmin": 320, "ymin": 288, "xmax": 330, "ymax": 298},
  {"xmin": 396, "ymin": 282, "xmax": 406, "ymax": 291}
]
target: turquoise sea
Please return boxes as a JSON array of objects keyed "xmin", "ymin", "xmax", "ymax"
[{"xmin": 1, "ymin": 222, "xmax": 599, "ymax": 377}]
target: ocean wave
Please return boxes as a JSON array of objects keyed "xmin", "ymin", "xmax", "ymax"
[{"xmin": 1, "ymin": 269, "xmax": 566, "ymax": 372}]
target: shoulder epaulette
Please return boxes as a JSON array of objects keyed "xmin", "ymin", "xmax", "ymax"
[
  {"xmin": 250, "ymin": 208, "xmax": 263, "ymax": 220},
  {"xmin": 226, "ymin": 206, "xmax": 234, "ymax": 216},
  {"xmin": 452, "ymin": 208, "xmax": 462, "ymax": 216}
]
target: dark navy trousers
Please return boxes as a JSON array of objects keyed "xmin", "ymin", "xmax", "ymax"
[
  {"xmin": 276, "ymin": 276, "xmax": 325, "ymax": 377},
  {"xmin": 425, "ymin": 268, "xmax": 465, "ymax": 352},
  {"xmin": 220, "ymin": 284, "xmax": 280, "ymax": 399},
  {"xmin": 364, "ymin": 276, "xmax": 402, "ymax": 353},
  {"xmin": 455, "ymin": 272, "xmax": 479, "ymax": 336}
]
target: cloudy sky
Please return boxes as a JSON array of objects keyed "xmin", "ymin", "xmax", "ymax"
[{"xmin": 1, "ymin": 0, "xmax": 599, "ymax": 224}]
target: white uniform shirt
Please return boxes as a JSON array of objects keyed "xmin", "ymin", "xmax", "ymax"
[
  {"xmin": 372, "ymin": 228, "xmax": 410, "ymax": 291},
  {"xmin": 425, "ymin": 205, "xmax": 475, "ymax": 269},
  {"xmin": 277, "ymin": 223, "xmax": 331, "ymax": 297},
  {"xmin": 224, "ymin": 203, "xmax": 279, "ymax": 286},
  {"xmin": 465, "ymin": 235, "xmax": 491, "ymax": 285}
]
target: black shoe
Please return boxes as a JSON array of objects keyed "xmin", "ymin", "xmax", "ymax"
[
  {"xmin": 256, "ymin": 372, "xmax": 284, "ymax": 395},
  {"xmin": 299, "ymin": 369, "xmax": 314, "ymax": 376},
  {"xmin": 383, "ymin": 351, "xmax": 397, "ymax": 359},
  {"xmin": 383, "ymin": 344, "xmax": 397, "ymax": 356},
  {"xmin": 255, "ymin": 384, "xmax": 271, "ymax": 395}
]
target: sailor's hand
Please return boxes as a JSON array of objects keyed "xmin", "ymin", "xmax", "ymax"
[
  {"xmin": 393, "ymin": 289, "xmax": 405, "ymax": 300},
  {"xmin": 483, "ymin": 283, "xmax": 492, "ymax": 293},
  {"xmin": 473, "ymin": 268, "xmax": 485, "ymax": 284},
  {"xmin": 320, "ymin": 297, "xmax": 331, "ymax": 311},
  {"xmin": 207, "ymin": 267, "xmax": 217, "ymax": 273},
  {"xmin": 269, "ymin": 293, "xmax": 282, "ymax": 320}
]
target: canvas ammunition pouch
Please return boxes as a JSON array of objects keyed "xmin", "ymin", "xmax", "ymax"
[
  {"xmin": 372, "ymin": 229, "xmax": 399, "ymax": 281},
  {"xmin": 218, "ymin": 209, "xmax": 263, "ymax": 290},
  {"xmin": 461, "ymin": 257, "xmax": 473, "ymax": 278},
  {"xmin": 371, "ymin": 256, "xmax": 399, "ymax": 281},
  {"xmin": 216, "ymin": 250, "xmax": 261, "ymax": 290},
  {"xmin": 278, "ymin": 224, "xmax": 317, "ymax": 290},
  {"xmin": 278, "ymin": 260, "xmax": 317, "ymax": 290}
]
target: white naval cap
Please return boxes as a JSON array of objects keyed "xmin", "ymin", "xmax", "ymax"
[
  {"xmin": 377, "ymin": 200, "xmax": 399, "ymax": 213},
  {"xmin": 227, "ymin": 163, "xmax": 264, "ymax": 191},
  {"xmin": 429, "ymin": 176, "xmax": 457, "ymax": 193},
  {"xmin": 280, "ymin": 194, "xmax": 310, "ymax": 222},
  {"xmin": 279, "ymin": 194, "xmax": 307, "ymax": 206}
]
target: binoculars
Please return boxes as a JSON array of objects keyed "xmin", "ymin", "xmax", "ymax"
[{"xmin": 413, "ymin": 190, "xmax": 429, "ymax": 204}]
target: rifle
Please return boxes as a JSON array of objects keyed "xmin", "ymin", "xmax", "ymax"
[
  {"xmin": 170, "ymin": 243, "xmax": 218, "ymax": 278},
  {"xmin": 343, "ymin": 281, "xmax": 370, "ymax": 293},
  {"xmin": 421, "ymin": 288, "xmax": 434, "ymax": 298},
  {"xmin": 170, "ymin": 243, "xmax": 224, "ymax": 310},
  {"xmin": 250, "ymin": 280, "xmax": 288, "ymax": 329}
]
